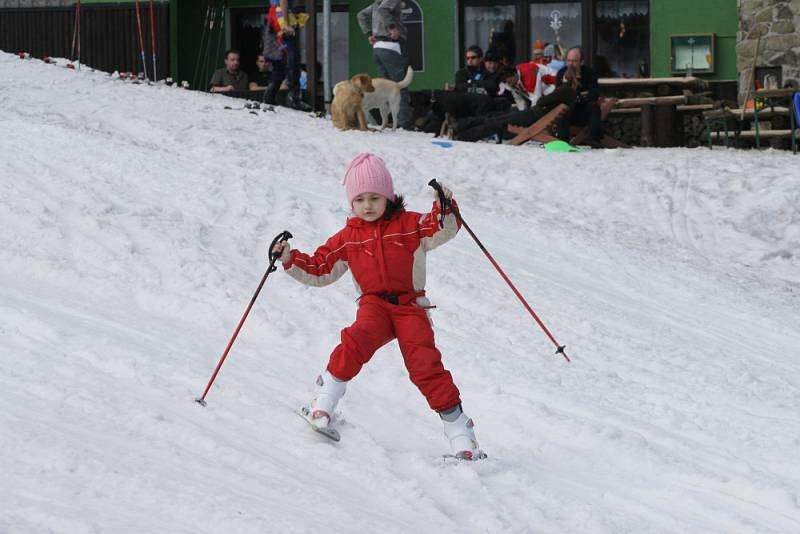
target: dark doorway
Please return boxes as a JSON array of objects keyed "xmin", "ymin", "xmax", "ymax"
[{"xmin": 230, "ymin": 7, "xmax": 267, "ymax": 78}]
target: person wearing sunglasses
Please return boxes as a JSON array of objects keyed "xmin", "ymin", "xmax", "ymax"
[{"xmin": 455, "ymin": 45, "xmax": 491, "ymax": 95}]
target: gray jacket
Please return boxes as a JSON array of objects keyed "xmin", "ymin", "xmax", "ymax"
[{"xmin": 357, "ymin": 0, "xmax": 406, "ymax": 40}]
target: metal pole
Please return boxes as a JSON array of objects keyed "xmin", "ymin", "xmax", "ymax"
[
  {"xmin": 149, "ymin": 0, "xmax": 157, "ymax": 81},
  {"xmin": 305, "ymin": 0, "xmax": 318, "ymax": 111},
  {"xmin": 323, "ymin": 0, "xmax": 331, "ymax": 113}
]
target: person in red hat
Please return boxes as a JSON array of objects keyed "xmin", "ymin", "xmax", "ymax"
[
  {"xmin": 531, "ymin": 39, "xmax": 546, "ymax": 63},
  {"xmin": 272, "ymin": 153, "xmax": 486, "ymax": 460}
]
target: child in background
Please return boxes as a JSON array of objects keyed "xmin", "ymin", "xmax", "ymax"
[{"xmin": 272, "ymin": 153, "xmax": 485, "ymax": 460}]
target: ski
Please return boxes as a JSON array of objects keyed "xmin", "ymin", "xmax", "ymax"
[
  {"xmin": 296, "ymin": 406, "xmax": 340, "ymax": 442},
  {"xmin": 442, "ymin": 451, "xmax": 488, "ymax": 462}
]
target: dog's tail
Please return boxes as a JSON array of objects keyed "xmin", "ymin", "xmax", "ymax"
[{"xmin": 397, "ymin": 66, "xmax": 414, "ymax": 89}]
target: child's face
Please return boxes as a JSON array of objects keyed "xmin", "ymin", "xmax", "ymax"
[{"xmin": 352, "ymin": 193, "xmax": 388, "ymax": 222}]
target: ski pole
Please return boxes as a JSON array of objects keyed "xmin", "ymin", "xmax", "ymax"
[
  {"xmin": 428, "ymin": 179, "xmax": 570, "ymax": 362},
  {"xmin": 149, "ymin": 0, "xmax": 157, "ymax": 81},
  {"xmin": 76, "ymin": 0, "xmax": 81, "ymax": 70},
  {"xmin": 196, "ymin": 230, "xmax": 293, "ymax": 406},
  {"xmin": 134, "ymin": 0, "xmax": 149, "ymax": 80},
  {"xmin": 69, "ymin": 0, "xmax": 81, "ymax": 68}
]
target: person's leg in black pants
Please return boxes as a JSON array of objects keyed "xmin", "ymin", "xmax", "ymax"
[
  {"xmin": 557, "ymin": 96, "xmax": 602, "ymax": 142},
  {"xmin": 587, "ymin": 101, "xmax": 604, "ymax": 140},
  {"xmin": 456, "ymin": 86, "xmax": 576, "ymax": 142},
  {"xmin": 265, "ymin": 59, "xmax": 286, "ymax": 105}
]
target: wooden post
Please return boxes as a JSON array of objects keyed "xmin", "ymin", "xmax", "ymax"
[
  {"xmin": 640, "ymin": 103, "xmax": 654, "ymax": 147},
  {"xmin": 654, "ymin": 104, "xmax": 676, "ymax": 147}
]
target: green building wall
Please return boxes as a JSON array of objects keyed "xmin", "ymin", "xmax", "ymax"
[
  {"xmin": 347, "ymin": 0, "xmax": 456, "ymax": 90},
  {"xmin": 161, "ymin": 0, "xmax": 740, "ymax": 88},
  {"xmin": 650, "ymin": 0, "xmax": 738, "ymax": 80}
]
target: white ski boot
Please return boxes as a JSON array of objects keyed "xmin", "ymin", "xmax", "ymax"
[
  {"xmin": 441, "ymin": 407, "xmax": 486, "ymax": 461},
  {"xmin": 305, "ymin": 370, "xmax": 347, "ymax": 427}
]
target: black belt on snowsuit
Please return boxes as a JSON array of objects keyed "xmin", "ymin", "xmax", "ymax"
[{"xmin": 363, "ymin": 290, "xmax": 426, "ymax": 306}]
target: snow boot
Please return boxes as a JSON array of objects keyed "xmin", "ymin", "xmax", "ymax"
[
  {"xmin": 287, "ymin": 90, "xmax": 312, "ymax": 112},
  {"xmin": 307, "ymin": 370, "xmax": 347, "ymax": 428},
  {"xmin": 440, "ymin": 405, "xmax": 486, "ymax": 460}
]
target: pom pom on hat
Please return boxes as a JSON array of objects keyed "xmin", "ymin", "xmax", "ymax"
[
  {"xmin": 532, "ymin": 39, "xmax": 545, "ymax": 53},
  {"xmin": 342, "ymin": 153, "xmax": 396, "ymax": 204}
]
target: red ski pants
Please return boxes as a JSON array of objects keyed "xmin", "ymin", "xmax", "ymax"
[{"xmin": 326, "ymin": 296, "xmax": 461, "ymax": 412}]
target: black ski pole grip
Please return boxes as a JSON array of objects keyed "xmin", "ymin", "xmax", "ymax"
[
  {"xmin": 268, "ymin": 230, "xmax": 293, "ymax": 271},
  {"xmin": 428, "ymin": 179, "xmax": 449, "ymax": 226}
]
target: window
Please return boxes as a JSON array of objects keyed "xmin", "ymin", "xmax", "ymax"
[
  {"xmin": 315, "ymin": 10, "xmax": 349, "ymax": 85},
  {"xmin": 463, "ymin": 5, "xmax": 516, "ymax": 61},
  {"xmin": 402, "ymin": 0, "xmax": 425, "ymax": 71},
  {"xmin": 529, "ymin": 2, "xmax": 582, "ymax": 60},
  {"xmin": 595, "ymin": 0, "xmax": 649, "ymax": 77}
]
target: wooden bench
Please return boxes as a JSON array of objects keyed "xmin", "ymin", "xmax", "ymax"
[
  {"xmin": 737, "ymin": 129, "xmax": 799, "ymax": 139},
  {"xmin": 704, "ymin": 103, "xmax": 797, "ymax": 153},
  {"xmin": 506, "ymin": 98, "xmax": 631, "ymax": 149},
  {"xmin": 506, "ymin": 104, "xmax": 569, "ymax": 145},
  {"xmin": 567, "ymin": 97, "xmax": 631, "ymax": 148}
]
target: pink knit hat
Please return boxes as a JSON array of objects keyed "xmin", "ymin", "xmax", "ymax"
[{"xmin": 342, "ymin": 153, "xmax": 395, "ymax": 204}]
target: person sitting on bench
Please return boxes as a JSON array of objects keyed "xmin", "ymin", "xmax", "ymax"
[
  {"xmin": 448, "ymin": 85, "xmax": 575, "ymax": 142},
  {"xmin": 249, "ymin": 54, "xmax": 272, "ymax": 91},
  {"xmin": 209, "ymin": 49, "xmax": 249, "ymax": 93},
  {"xmin": 555, "ymin": 47, "xmax": 602, "ymax": 143}
]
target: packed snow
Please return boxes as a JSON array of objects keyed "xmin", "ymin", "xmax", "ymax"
[{"xmin": 1, "ymin": 52, "xmax": 799, "ymax": 533}]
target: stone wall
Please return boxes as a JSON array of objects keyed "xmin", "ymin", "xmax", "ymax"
[{"xmin": 737, "ymin": 0, "xmax": 800, "ymax": 103}]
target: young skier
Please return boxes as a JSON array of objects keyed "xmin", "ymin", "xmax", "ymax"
[{"xmin": 272, "ymin": 153, "xmax": 485, "ymax": 460}]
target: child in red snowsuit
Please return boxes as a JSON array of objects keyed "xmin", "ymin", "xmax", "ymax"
[{"xmin": 273, "ymin": 153, "xmax": 484, "ymax": 460}]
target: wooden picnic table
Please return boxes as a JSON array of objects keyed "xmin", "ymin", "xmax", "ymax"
[
  {"xmin": 599, "ymin": 76, "xmax": 708, "ymax": 96},
  {"xmin": 607, "ymin": 94, "xmax": 689, "ymax": 147},
  {"xmin": 596, "ymin": 78, "xmax": 712, "ymax": 147}
]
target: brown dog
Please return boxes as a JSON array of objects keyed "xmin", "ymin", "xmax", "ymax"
[{"xmin": 331, "ymin": 74, "xmax": 375, "ymax": 131}]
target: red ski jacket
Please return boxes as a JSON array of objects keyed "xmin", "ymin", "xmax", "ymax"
[
  {"xmin": 284, "ymin": 201, "xmax": 460, "ymax": 307},
  {"xmin": 517, "ymin": 61, "xmax": 557, "ymax": 94}
]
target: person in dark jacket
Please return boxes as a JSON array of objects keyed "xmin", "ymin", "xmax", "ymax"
[
  {"xmin": 455, "ymin": 46, "xmax": 497, "ymax": 96},
  {"xmin": 448, "ymin": 84, "xmax": 576, "ymax": 142},
  {"xmin": 555, "ymin": 47, "xmax": 603, "ymax": 142}
]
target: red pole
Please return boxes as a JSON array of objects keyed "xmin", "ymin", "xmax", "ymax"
[
  {"xmin": 196, "ymin": 269, "xmax": 271, "ymax": 405},
  {"xmin": 458, "ymin": 215, "xmax": 570, "ymax": 362},
  {"xmin": 134, "ymin": 0, "xmax": 149, "ymax": 80},
  {"xmin": 428, "ymin": 180, "xmax": 570, "ymax": 362},
  {"xmin": 196, "ymin": 231, "xmax": 292, "ymax": 406},
  {"xmin": 149, "ymin": 0, "xmax": 157, "ymax": 81},
  {"xmin": 70, "ymin": 0, "xmax": 81, "ymax": 67}
]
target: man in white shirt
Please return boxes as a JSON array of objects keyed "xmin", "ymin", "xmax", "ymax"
[{"xmin": 357, "ymin": 1, "xmax": 413, "ymax": 130}]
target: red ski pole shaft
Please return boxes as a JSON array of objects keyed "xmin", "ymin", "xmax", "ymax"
[
  {"xmin": 196, "ymin": 231, "xmax": 292, "ymax": 406},
  {"xmin": 428, "ymin": 180, "xmax": 570, "ymax": 362},
  {"xmin": 70, "ymin": 4, "xmax": 78, "ymax": 60},
  {"xmin": 70, "ymin": 0, "xmax": 81, "ymax": 65},
  {"xmin": 134, "ymin": 0, "xmax": 149, "ymax": 80}
]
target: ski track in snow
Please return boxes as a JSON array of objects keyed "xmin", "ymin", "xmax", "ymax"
[{"xmin": 2, "ymin": 53, "xmax": 800, "ymax": 533}]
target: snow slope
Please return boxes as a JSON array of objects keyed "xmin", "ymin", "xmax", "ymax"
[{"xmin": 1, "ymin": 52, "xmax": 799, "ymax": 533}]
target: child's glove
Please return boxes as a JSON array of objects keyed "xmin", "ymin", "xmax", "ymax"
[{"xmin": 272, "ymin": 240, "xmax": 292, "ymax": 264}]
